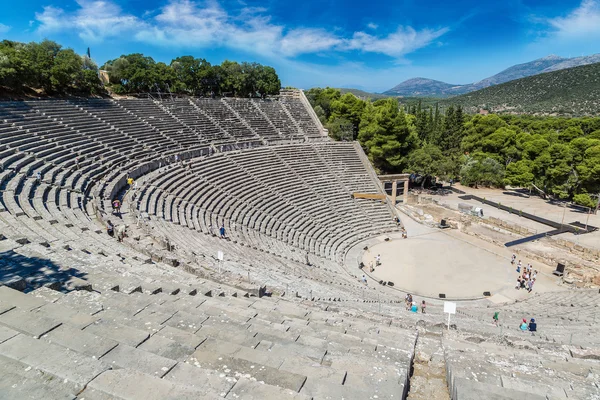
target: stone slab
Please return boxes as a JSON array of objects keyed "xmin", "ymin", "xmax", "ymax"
[
  {"xmin": 0, "ymin": 326, "xmax": 19, "ymax": 344},
  {"xmin": 87, "ymin": 368, "xmax": 222, "ymax": 400},
  {"xmin": 188, "ymin": 349, "xmax": 307, "ymax": 392},
  {"xmin": 453, "ymin": 377, "xmax": 546, "ymax": 400},
  {"xmin": 84, "ymin": 320, "xmax": 150, "ymax": 347},
  {"xmin": 138, "ymin": 333, "xmax": 196, "ymax": 361},
  {"xmin": 568, "ymin": 346, "xmax": 600, "ymax": 360},
  {"xmin": 329, "ymin": 356, "xmax": 407, "ymax": 399},
  {"xmin": 154, "ymin": 325, "xmax": 206, "ymax": 349},
  {"xmin": 0, "ymin": 334, "xmax": 109, "ymax": 391},
  {"xmin": 163, "ymin": 310, "xmax": 209, "ymax": 333},
  {"xmin": 100, "ymin": 343, "xmax": 177, "ymax": 377},
  {"xmin": 0, "ymin": 286, "xmax": 46, "ymax": 311},
  {"xmin": 163, "ymin": 361, "xmax": 236, "ymax": 397},
  {"xmin": 43, "ymin": 324, "xmax": 118, "ymax": 359},
  {"xmin": 34, "ymin": 302, "xmax": 98, "ymax": 329},
  {"xmin": 0, "ymin": 308, "xmax": 62, "ymax": 338},
  {"xmin": 300, "ymin": 378, "xmax": 375, "ymax": 400},
  {"xmin": 0, "ymin": 354, "xmax": 78, "ymax": 400},
  {"xmin": 55, "ymin": 290, "xmax": 105, "ymax": 315},
  {"xmin": 226, "ymin": 377, "xmax": 311, "ymax": 399},
  {"xmin": 29, "ymin": 286, "xmax": 65, "ymax": 303}
]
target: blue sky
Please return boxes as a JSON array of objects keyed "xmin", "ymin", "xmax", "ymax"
[{"xmin": 1, "ymin": 0, "xmax": 600, "ymax": 92}]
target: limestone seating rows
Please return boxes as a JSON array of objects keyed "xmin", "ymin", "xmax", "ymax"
[
  {"xmin": 0, "ymin": 277, "xmax": 416, "ymax": 399},
  {"xmin": 134, "ymin": 143, "xmax": 396, "ymax": 263},
  {"xmin": 443, "ymin": 330, "xmax": 600, "ymax": 399},
  {"xmin": 454, "ymin": 290, "xmax": 600, "ymax": 348},
  {"xmin": 280, "ymin": 98, "xmax": 323, "ymax": 139}
]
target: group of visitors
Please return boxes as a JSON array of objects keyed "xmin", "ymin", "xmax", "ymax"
[
  {"xmin": 492, "ymin": 311, "xmax": 537, "ymax": 333},
  {"xmin": 512, "ymin": 254, "xmax": 537, "ymax": 293},
  {"xmin": 392, "ymin": 216, "xmax": 408, "ymax": 238},
  {"xmin": 405, "ymin": 294, "xmax": 426, "ymax": 314},
  {"xmin": 367, "ymin": 254, "xmax": 382, "ymax": 272},
  {"xmin": 520, "ymin": 318, "xmax": 537, "ymax": 333}
]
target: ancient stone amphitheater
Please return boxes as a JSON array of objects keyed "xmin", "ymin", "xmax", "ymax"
[{"xmin": 0, "ymin": 90, "xmax": 598, "ymax": 399}]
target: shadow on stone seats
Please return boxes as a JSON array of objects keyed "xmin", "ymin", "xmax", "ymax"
[{"xmin": 0, "ymin": 250, "xmax": 88, "ymax": 293}]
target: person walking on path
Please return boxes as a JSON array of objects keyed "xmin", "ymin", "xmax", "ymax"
[
  {"xmin": 421, "ymin": 300, "xmax": 426, "ymax": 314},
  {"xmin": 493, "ymin": 311, "xmax": 500, "ymax": 326},
  {"xmin": 511, "ymin": 254, "xmax": 516, "ymax": 265},
  {"xmin": 219, "ymin": 225, "xmax": 226, "ymax": 239},
  {"xmin": 361, "ymin": 275, "xmax": 368, "ymax": 285},
  {"xmin": 112, "ymin": 199, "xmax": 121, "ymax": 217},
  {"xmin": 516, "ymin": 260, "xmax": 522, "ymax": 273}
]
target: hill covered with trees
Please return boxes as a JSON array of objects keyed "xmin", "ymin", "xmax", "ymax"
[
  {"xmin": 0, "ymin": 39, "xmax": 103, "ymax": 95},
  {"xmin": 102, "ymin": 55, "xmax": 280, "ymax": 97},
  {"xmin": 441, "ymin": 62, "xmax": 600, "ymax": 116},
  {"xmin": 0, "ymin": 39, "xmax": 281, "ymax": 98},
  {"xmin": 307, "ymin": 87, "xmax": 600, "ymax": 209}
]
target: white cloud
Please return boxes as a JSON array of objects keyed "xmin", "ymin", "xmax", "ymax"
[
  {"xmin": 346, "ymin": 26, "xmax": 449, "ymax": 59},
  {"xmin": 546, "ymin": 0, "xmax": 600, "ymax": 38},
  {"xmin": 36, "ymin": 0, "xmax": 145, "ymax": 43},
  {"xmin": 367, "ymin": 22, "xmax": 378, "ymax": 30},
  {"xmin": 34, "ymin": 0, "xmax": 449, "ymax": 60},
  {"xmin": 0, "ymin": 23, "xmax": 12, "ymax": 33}
]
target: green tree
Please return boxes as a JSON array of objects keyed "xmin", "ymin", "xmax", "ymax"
[{"xmin": 50, "ymin": 49, "xmax": 82, "ymax": 92}]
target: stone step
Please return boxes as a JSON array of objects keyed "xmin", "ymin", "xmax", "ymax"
[
  {"xmin": 42, "ymin": 324, "xmax": 118, "ymax": 359},
  {"xmin": 187, "ymin": 346, "xmax": 307, "ymax": 392},
  {"xmin": 85, "ymin": 368, "xmax": 222, "ymax": 400},
  {"xmin": 0, "ymin": 285, "xmax": 46, "ymax": 311},
  {"xmin": 35, "ymin": 301, "xmax": 99, "ymax": 329},
  {"xmin": 0, "ymin": 334, "xmax": 109, "ymax": 393},
  {"xmin": 83, "ymin": 319, "xmax": 150, "ymax": 347},
  {"xmin": 99, "ymin": 343, "xmax": 177, "ymax": 377},
  {"xmin": 153, "ymin": 324, "xmax": 206, "ymax": 349},
  {"xmin": 162, "ymin": 361, "xmax": 236, "ymax": 397},
  {"xmin": 137, "ymin": 332, "xmax": 197, "ymax": 361},
  {"xmin": 452, "ymin": 377, "xmax": 545, "ymax": 400},
  {"xmin": 0, "ymin": 354, "xmax": 79, "ymax": 400},
  {"xmin": 0, "ymin": 308, "xmax": 62, "ymax": 338},
  {"xmin": 226, "ymin": 377, "xmax": 311, "ymax": 399}
]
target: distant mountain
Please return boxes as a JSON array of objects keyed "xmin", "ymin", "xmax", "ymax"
[
  {"xmin": 384, "ymin": 78, "xmax": 463, "ymax": 97},
  {"xmin": 542, "ymin": 54, "xmax": 600, "ymax": 72},
  {"xmin": 468, "ymin": 55, "xmax": 566, "ymax": 90},
  {"xmin": 440, "ymin": 62, "xmax": 600, "ymax": 116},
  {"xmin": 338, "ymin": 88, "xmax": 389, "ymax": 100},
  {"xmin": 384, "ymin": 54, "xmax": 599, "ymax": 97}
]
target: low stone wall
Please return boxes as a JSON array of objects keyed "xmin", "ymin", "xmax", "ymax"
[
  {"xmin": 486, "ymin": 216, "xmax": 537, "ymax": 236},
  {"xmin": 550, "ymin": 237, "xmax": 600, "ymax": 261}
]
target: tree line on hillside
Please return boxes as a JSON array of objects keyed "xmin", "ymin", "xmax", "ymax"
[
  {"xmin": 0, "ymin": 39, "xmax": 282, "ymax": 98},
  {"xmin": 438, "ymin": 61, "xmax": 600, "ymax": 116},
  {"xmin": 101, "ymin": 54, "xmax": 280, "ymax": 97},
  {"xmin": 0, "ymin": 39, "xmax": 103, "ymax": 95},
  {"xmin": 307, "ymin": 87, "xmax": 600, "ymax": 209}
]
